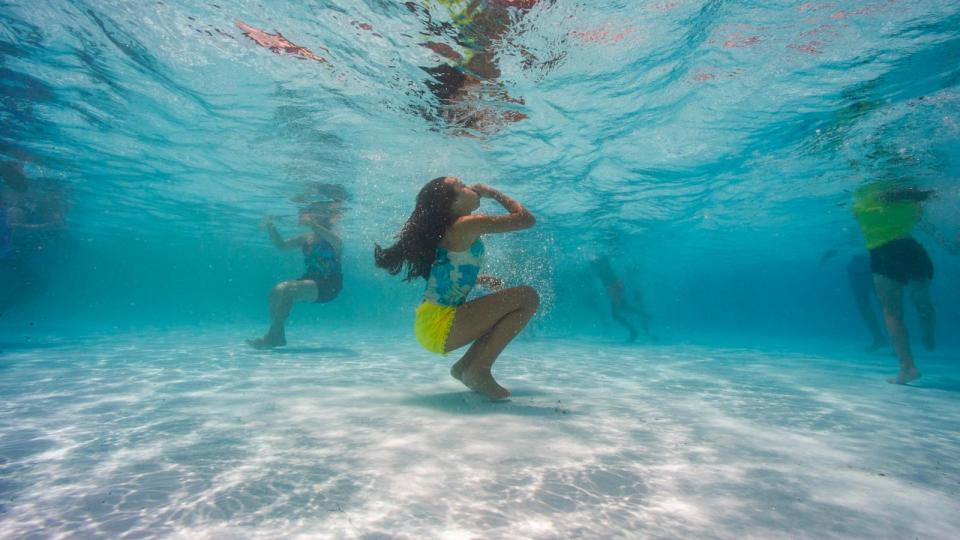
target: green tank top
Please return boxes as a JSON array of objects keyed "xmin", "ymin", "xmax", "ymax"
[{"xmin": 852, "ymin": 183, "xmax": 921, "ymax": 249}]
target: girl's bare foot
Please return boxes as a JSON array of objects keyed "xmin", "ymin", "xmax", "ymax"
[
  {"xmin": 887, "ymin": 368, "xmax": 921, "ymax": 385},
  {"xmin": 461, "ymin": 368, "xmax": 510, "ymax": 400}
]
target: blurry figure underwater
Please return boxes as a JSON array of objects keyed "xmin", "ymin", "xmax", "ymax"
[
  {"xmin": 846, "ymin": 253, "xmax": 888, "ymax": 352},
  {"xmin": 852, "ymin": 180, "xmax": 938, "ymax": 385},
  {"xmin": 247, "ymin": 185, "xmax": 346, "ymax": 349},
  {"xmin": 0, "ymin": 161, "xmax": 69, "ymax": 314},
  {"xmin": 819, "ymin": 247, "xmax": 888, "ymax": 352},
  {"xmin": 589, "ymin": 255, "xmax": 651, "ymax": 343}
]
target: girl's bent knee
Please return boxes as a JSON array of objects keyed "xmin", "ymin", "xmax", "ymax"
[{"xmin": 516, "ymin": 285, "xmax": 540, "ymax": 311}]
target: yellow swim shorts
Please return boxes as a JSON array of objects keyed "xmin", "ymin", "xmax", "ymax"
[{"xmin": 414, "ymin": 301, "xmax": 457, "ymax": 355}]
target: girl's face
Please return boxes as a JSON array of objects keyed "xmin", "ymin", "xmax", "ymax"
[
  {"xmin": 446, "ymin": 177, "xmax": 480, "ymax": 216},
  {"xmin": 298, "ymin": 211, "xmax": 315, "ymax": 226},
  {"xmin": 299, "ymin": 211, "xmax": 337, "ymax": 228}
]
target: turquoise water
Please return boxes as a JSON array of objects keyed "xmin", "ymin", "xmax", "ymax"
[{"xmin": 2, "ymin": 1, "xmax": 959, "ymax": 537}]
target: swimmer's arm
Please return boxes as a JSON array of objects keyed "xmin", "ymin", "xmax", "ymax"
[
  {"xmin": 477, "ymin": 275, "xmax": 504, "ymax": 291},
  {"xmin": 818, "ymin": 249, "xmax": 839, "ymax": 266},
  {"xmin": 461, "ymin": 184, "xmax": 535, "ymax": 235},
  {"xmin": 491, "ymin": 0, "xmax": 539, "ymax": 8},
  {"xmin": 918, "ymin": 220, "xmax": 960, "ymax": 255},
  {"xmin": 2, "ymin": 208, "xmax": 63, "ymax": 230},
  {"xmin": 263, "ymin": 218, "xmax": 305, "ymax": 250},
  {"xmin": 11, "ymin": 221, "xmax": 60, "ymax": 230},
  {"xmin": 421, "ymin": 42, "xmax": 462, "ymax": 62},
  {"xmin": 444, "ymin": 186, "xmax": 534, "ymax": 247}
]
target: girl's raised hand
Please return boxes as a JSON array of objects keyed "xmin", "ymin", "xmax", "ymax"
[{"xmin": 471, "ymin": 183, "xmax": 496, "ymax": 197}]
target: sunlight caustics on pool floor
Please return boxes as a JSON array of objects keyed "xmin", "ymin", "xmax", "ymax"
[{"xmin": 1, "ymin": 330, "xmax": 957, "ymax": 539}]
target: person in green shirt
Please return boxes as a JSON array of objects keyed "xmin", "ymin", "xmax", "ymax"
[{"xmin": 852, "ymin": 181, "xmax": 936, "ymax": 385}]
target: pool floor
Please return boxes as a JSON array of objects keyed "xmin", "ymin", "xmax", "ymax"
[{"xmin": 1, "ymin": 329, "xmax": 958, "ymax": 539}]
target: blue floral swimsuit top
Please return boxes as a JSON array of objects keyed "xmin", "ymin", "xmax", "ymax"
[
  {"xmin": 303, "ymin": 235, "xmax": 341, "ymax": 277},
  {"xmin": 423, "ymin": 238, "xmax": 485, "ymax": 307}
]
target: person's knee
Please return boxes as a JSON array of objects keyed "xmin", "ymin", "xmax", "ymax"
[
  {"xmin": 515, "ymin": 285, "xmax": 540, "ymax": 312},
  {"xmin": 271, "ymin": 281, "xmax": 292, "ymax": 298}
]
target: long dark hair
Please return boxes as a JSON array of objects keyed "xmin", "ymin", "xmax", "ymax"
[{"xmin": 375, "ymin": 177, "xmax": 459, "ymax": 281}]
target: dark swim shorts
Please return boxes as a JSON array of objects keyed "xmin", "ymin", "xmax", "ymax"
[
  {"xmin": 869, "ymin": 237, "xmax": 933, "ymax": 284},
  {"xmin": 300, "ymin": 272, "xmax": 343, "ymax": 303}
]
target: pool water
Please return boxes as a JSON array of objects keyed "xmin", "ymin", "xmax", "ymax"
[{"xmin": 2, "ymin": 0, "xmax": 959, "ymax": 538}]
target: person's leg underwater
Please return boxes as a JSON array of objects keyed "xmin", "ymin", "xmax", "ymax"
[
  {"xmin": 444, "ymin": 285, "xmax": 540, "ymax": 399},
  {"xmin": 248, "ymin": 279, "xmax": 319, "ymax": 349},
  {"xmin": 873, "ymin": 275, "xmax": 920, "ymax": 384},
  {"xmin": 611, "ymin": 304, "xmax": 639, "ymax": 342},
  {"xmin": 908, "ymin": 280, "xmax": 935, "ymax": 352},
  {"xmin": 849, "ymin": 257, "xmax": 886, "ymax": 351}
]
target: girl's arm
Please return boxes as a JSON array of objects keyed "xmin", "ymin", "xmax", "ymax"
[
  {"xmin": 263, "ymin": 217, "xmax": 305, "ymax": 250},
  {"xmin": 918, "ymin": 220, "xmax": 960, "ymax": 255},
  {"xmin": 456, "ymin": 184, "xmax": 535, "ymax": 238},
  {"xmin": 477, "ymin": 274, "xmax": 505, "ymax": 291}
]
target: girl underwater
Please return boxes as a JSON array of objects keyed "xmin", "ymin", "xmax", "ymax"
[
  {"xmin": 375, "ymin": 177, "xmax": 538, "ymax": 400},
  {"xmin": 247, "ymin": 201, "xmax": 343, "ymax": 349}
]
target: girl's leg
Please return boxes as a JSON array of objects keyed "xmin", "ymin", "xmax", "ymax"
[
  {"xmin": 248, "ymin": 279, "xmax": 318, "ymax": 349},
  {"xmin": 873, "ymin": 274, "xmax": 919, "ymax": 384},
  {"xmin": 444, "ymin": 285, "xmax": 540, "ymax": 399}
]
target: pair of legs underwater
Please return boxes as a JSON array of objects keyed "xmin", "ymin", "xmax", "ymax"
[
  {"xmin": 248, "ymin": 279, "xmax": 322, "ymax": 349},
  {"xmin": 611, "ymin": 302, "xmax": 650, "ymax": 343},
  {"xmin": 444, "ymin": 285, "xmax": 540, "ymax": 400},
  {"xmin": 873, "ymin": 275, "xmax": 935, "ymax": 385},
  {"xmin": 847, "ymin": 255, "xmax": 887, "ymax": 352},
  {"xmin": 250, "ymin": 279, "xmax": 540, "ymax": 401}
]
